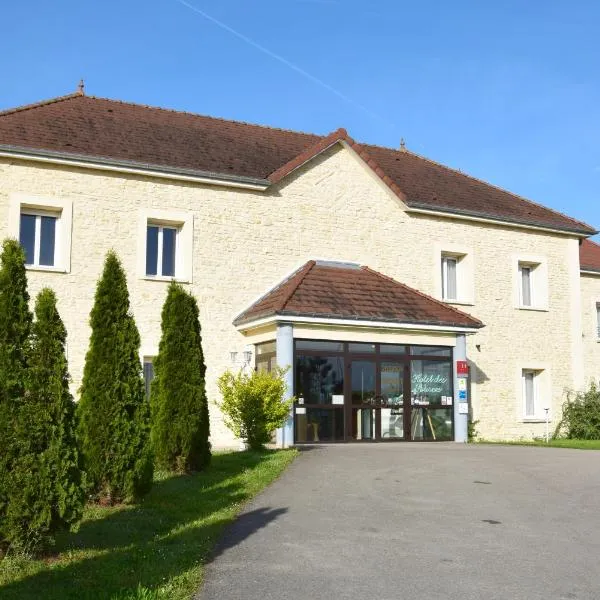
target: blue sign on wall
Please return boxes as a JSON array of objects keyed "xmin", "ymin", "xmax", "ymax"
[{"xmin": 458, "ymin": 390, "xmax": 467, "ymax": 401}]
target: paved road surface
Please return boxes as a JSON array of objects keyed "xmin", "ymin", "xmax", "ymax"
[{"xmin": 198, "ymin": 444, "xmax": 600, "ymax": 600}]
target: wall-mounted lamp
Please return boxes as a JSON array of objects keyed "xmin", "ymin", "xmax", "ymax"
[
  {"xmin": 243, "ymin": 350, "xmax": 253, "ymax": 364},
  {"xmin": 230, "ymin": 351, "xmax": 238, "ymax": 365}
]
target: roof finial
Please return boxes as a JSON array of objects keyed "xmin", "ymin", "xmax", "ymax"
[
  {"xmin": 77, "ymin": 79, "xmax": 85, "ymax": 95},
  {"xmin": 400, "ymin": 138, "xmax": 406, "ymax": 151}
]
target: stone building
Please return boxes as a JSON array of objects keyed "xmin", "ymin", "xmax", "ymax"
[{"xmin": 1, "ymin": 90, "xmax": 599, "ymax": 446}]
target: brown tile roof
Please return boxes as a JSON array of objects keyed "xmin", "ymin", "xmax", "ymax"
[
  {"xmin": 580, "ymin": 239, "xmax": 600, "ymax": 273},
  {"xmin": 234, "ymin": 260, "xmax": 484, "ymax": 330},
  {"xmin": 0, "ymin": 93, "xmax": 596, "ymax": 235}
]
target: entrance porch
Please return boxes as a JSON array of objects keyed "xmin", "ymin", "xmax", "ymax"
[{"xmin": 233, "ymin": 260, "xmax": 483, "ymax": 445}]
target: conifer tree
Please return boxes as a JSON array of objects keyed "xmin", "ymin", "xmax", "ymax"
[
  {"xmin": 77, "ymin": 251, "xmax": 152, "ymax": 503},
  {"xmin": 151, "ymin": 283, "xmax": 211, "ymax": 473},
  {"xmin": 0, "ymin": 239, "xmax": 32, "ymax": 548},
  {"xmin": 5, "ymin": 288, "xmax": 85, "ymax": 553}
]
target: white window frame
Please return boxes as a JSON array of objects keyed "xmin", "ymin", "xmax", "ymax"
[
  {"xmin": 517, "ymin": 364, "xmax": 550, "ymax": 422},
  {"xmin": 142, "ymin": 356, "xmax": 155, "ymax": 398},
  {"xmin": 434, "ymin": 244, "xmax": 474, "ymax": 305},
  {"xmin": 522, "ymin": 369, "xmax": 538, "ymax": 418},
  {"xmin": 441, "ymin": 255, "xmax": 458, "ymax": 301},
  {"xmin": 137, "ymin": 208, "xmax": 193, "ymax": 283},
  {"xmin": 513, "ymin": 255, "xmax": 548, "ymax": 311},
  {"xmin": 519, "ymin": 263, "xmax": 534, "ymax": 307},
  {"xmin": 8, "ymin": 194, "xmax": 73, "ymax": 273},
  {"xmin": 146, "ymin": 223, "xmax": 180, "ymax": 278},
  {"xmin": 19, "ymin": 209, "xmax": 59, "ymax": 267},
  {"xmin": 596, "ymin": 302, "xmax": 600, "ymax": 341}
]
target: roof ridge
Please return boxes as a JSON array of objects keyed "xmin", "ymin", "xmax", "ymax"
[
  {"xmin": 0, "ymin": 92, "xmax": 83, "ymax": 117},
  {"xmin": 360, "ymin": 142, "xmax": 592, "ymax": 231},
  {"xmin": 278, "ymin": 261, "xmax": 316, "ymax": 312},
  {"xmin": 360, "ymin": 266, "xmax": 484, "ymax": 327}
]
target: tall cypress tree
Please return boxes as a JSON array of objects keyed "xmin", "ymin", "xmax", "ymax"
[
  {"xmin": 151, "ymin": 283, "xmax": 211, "ymax": 473},
  {"xmin": 6, "ymin": 288, "xmax": 85, "ymax": 553},
  {"xmin": 77, "ymin": 251, "xmax": 152, "ymax": 504},
  {"xmin": 0, "ymin": 239, "xmax": 32, "ymax": 548}
]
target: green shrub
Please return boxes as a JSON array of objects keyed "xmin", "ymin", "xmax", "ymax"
[
  {"xmin": 217, "ymin": 367, "xmax": 293, "ymax": 451},
  {"xmin": 0, "ymin": 240, "xmax": 32, "ymax": 550},
  {"xmin": 77, "ymin": 251, "xmax": 153, "ymax": 504},
  {"xmin": 151, "ymin": 283, "xmax": 211, "ymax": 473},
  {"xmin": 555, "ymin": 381, "xmax": 600, "ymax": 440},
  {"xmin": 5, "ymin": 289, "xmax": 85, "ymax": 554},
  {"xmin": 468, "ymin": 418, "xmax": 480, "ymax": 442}
]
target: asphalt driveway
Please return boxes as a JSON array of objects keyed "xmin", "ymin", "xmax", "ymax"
[{"xmin": 198, "ymin": 444, "xmax": 600, "ymax": 600}]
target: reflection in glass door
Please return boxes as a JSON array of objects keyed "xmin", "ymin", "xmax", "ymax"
[
  {"xmin": 349, "ymin": 360, "xmax": 376, "ymax": 440},
  {"xmin": 380, "ymin": 361, "xmax": 405, "ymax": 440}
]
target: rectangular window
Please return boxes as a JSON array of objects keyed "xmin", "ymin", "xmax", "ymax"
[
  {"xmin": 146, "ymin": 225, "xmax": 178, "ymax": 277},
  {"xmin": 519, "ymin": 264, "xmax": 533, "ymax": 307},
  {"xmin": 19, "ymin": 212, "xmax": 57, "ymax": 267},
  {"xmin": 522, "ymin": 370, "xmax": 537, "ymax": 418},
  {"xmin": 441, "ymin": 256, "xmax": 458, "ymax": 301},
  {"xmin": 143, "ymin": 358, "xmax": 155, "ymax": 398},
  {"xmin": 596, "ymin": 303, "xmax": 600, "ymax": 340}
]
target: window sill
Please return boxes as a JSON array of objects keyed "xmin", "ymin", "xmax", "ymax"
[
  {"xmin": 521, "ymin": 418, "xmax": 549, "ymax": 423},
  {"xmin": 516, "ymin": 305, "xmax": 549, "ymax": 313},
  {"xmin": 25, "ymin": 265, "xmax": 68, "ymax": 274},
  {"xmin": 141, "ymin": 275, "xmax": 190, "ymax": 284},
  {"xmin": 443, "ymin": 299, "xmax": 475, "ymax": 307}
]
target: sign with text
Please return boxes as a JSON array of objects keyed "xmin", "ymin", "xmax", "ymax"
[{"xmin": 456, "ymin": 361, "xmax": 469, "ymax": 376}]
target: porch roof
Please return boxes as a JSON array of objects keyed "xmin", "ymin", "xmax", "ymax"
[{"xmin": 234, "ymin": 261, "xmax": 484, "ymax": 331}]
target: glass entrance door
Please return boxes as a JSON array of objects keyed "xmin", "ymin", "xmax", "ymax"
[
  {"xmin": 293, "ymin": 340, "xmax": 454, "ymax": 443},
  {"xmin": 349, "ymin": 360, "xmax": 376, "ymax": 440},
  {"xmin": 379, "ymin": 361, "xmax": 407, "ymax": 440}
]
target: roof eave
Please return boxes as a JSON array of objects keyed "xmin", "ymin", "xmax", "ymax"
[
  {"xmin": 0, "ymin": 144, "xmax": 271, "ymax": 190},
  {"xmin": 406, "ymin": 202, "xmax": 597, "ymax": 237},
  {"xmin": 235, "ymin": 312, "xmax": 484, "ymax": 334}
]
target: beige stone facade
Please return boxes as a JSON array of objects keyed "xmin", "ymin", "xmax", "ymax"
[
  {"xmin": 0, "ymin": 142, "xmax": 596, "ymax": 445},
  {"xmin": 581, "ymin": 273, "xmax": 600, "ymax": 387}
]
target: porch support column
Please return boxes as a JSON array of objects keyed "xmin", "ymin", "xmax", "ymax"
[
  {"xmin": 453, "ymin": 334, "xmax": 468, "ymax": 443},
  {"xmin": 276, "ymin": 322, "xmax": 294, "ymax": 448}
]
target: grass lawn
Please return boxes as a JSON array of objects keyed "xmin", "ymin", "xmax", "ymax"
[
  {"xmin": 477, "ymin": 439, "xmax": 600, "ymax": 450},
  {"xmin": 0, "ymin": 449, "xmax": 297, "ymax": 600}
]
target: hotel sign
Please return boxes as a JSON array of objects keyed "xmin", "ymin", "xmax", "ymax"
[{"xmin": 457, "ymin": 360, "xmax": 469, "ymax": 376}]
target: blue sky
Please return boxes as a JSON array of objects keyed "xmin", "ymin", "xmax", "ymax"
[{"xmin": 1, "ymin": 0, "xmax": 599, "ymax": 238}]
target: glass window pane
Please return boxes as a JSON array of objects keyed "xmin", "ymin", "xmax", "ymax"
[
  {"xmin": 411, "ymin": 346, "xmax": 452, "ymax": 358},
  {"xmin": 295, "ymin": 340, "xmax": 343, "ymax": 352},
  {"xmin": 295, "ymin": 355, "xmax": 344, "ymax": 404},
  {"xmin": 380, "ymin": 344, "xmax": 408, "ymax": 354},
  {"xmin": 143, "ymin": 360, "xmax": 154, "ymax": 399},
  {"xmin": 161, "ymin": 227, "xmax": 177, "ymax": 277},
  {"xmin": 295, "ymin": 407, "xmax": 344, "ymax": 442},
  {"xmin": 351, "ymin": 407, "xmax": 375, "ymax": 440},
  {"xmin": 39, "ymin": 216, "xmax": 56, "ymax": 266},
  {"xmin": 524, "ymin": 372, "xmax": 535, "ymax": 416},
  {"xmin": 411, "ymin": 407, "xmax": 453, "ymax": 440},
  {"xmin": 350, "ymin": 360, "xmax": 376, "ymax": 404},
  {"xmin": 348, "ymin": 343, "xmax": 375, "ymax": 353},
  {"xmin": 19, "ymin": 214, "xmax": 36, "ymax": 265},
  {"xmin": 256, "ymin": 356, "xmax": 271, "ymax": 373},
  {"xmin": 256, "ymin": 341, "xmax": 276, "ymax": 355},
  {"xmin": 411, "ymin": 360, "xmax": 452, "ymax": 406},
  {"xmin": 146, "ymin": 226, "xmax": 159, "ymax": 276},
  {"xmin": 381, "ymin": 407, "xmax": 404, "ymax": 439},
  {"xmin": 446, "ymin": 258, "xmax": 457, "ymax": 299},
  {"xmin": 597, "ymin": 303, "xmax": 600, "ymax": 339},
  {"xmin": 521, "ymin": 267, "xmax": 532, "ymax": 306},
  {"xmin": 380, "ymin": 362, "xmax": 404, "ymax": 407}
]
